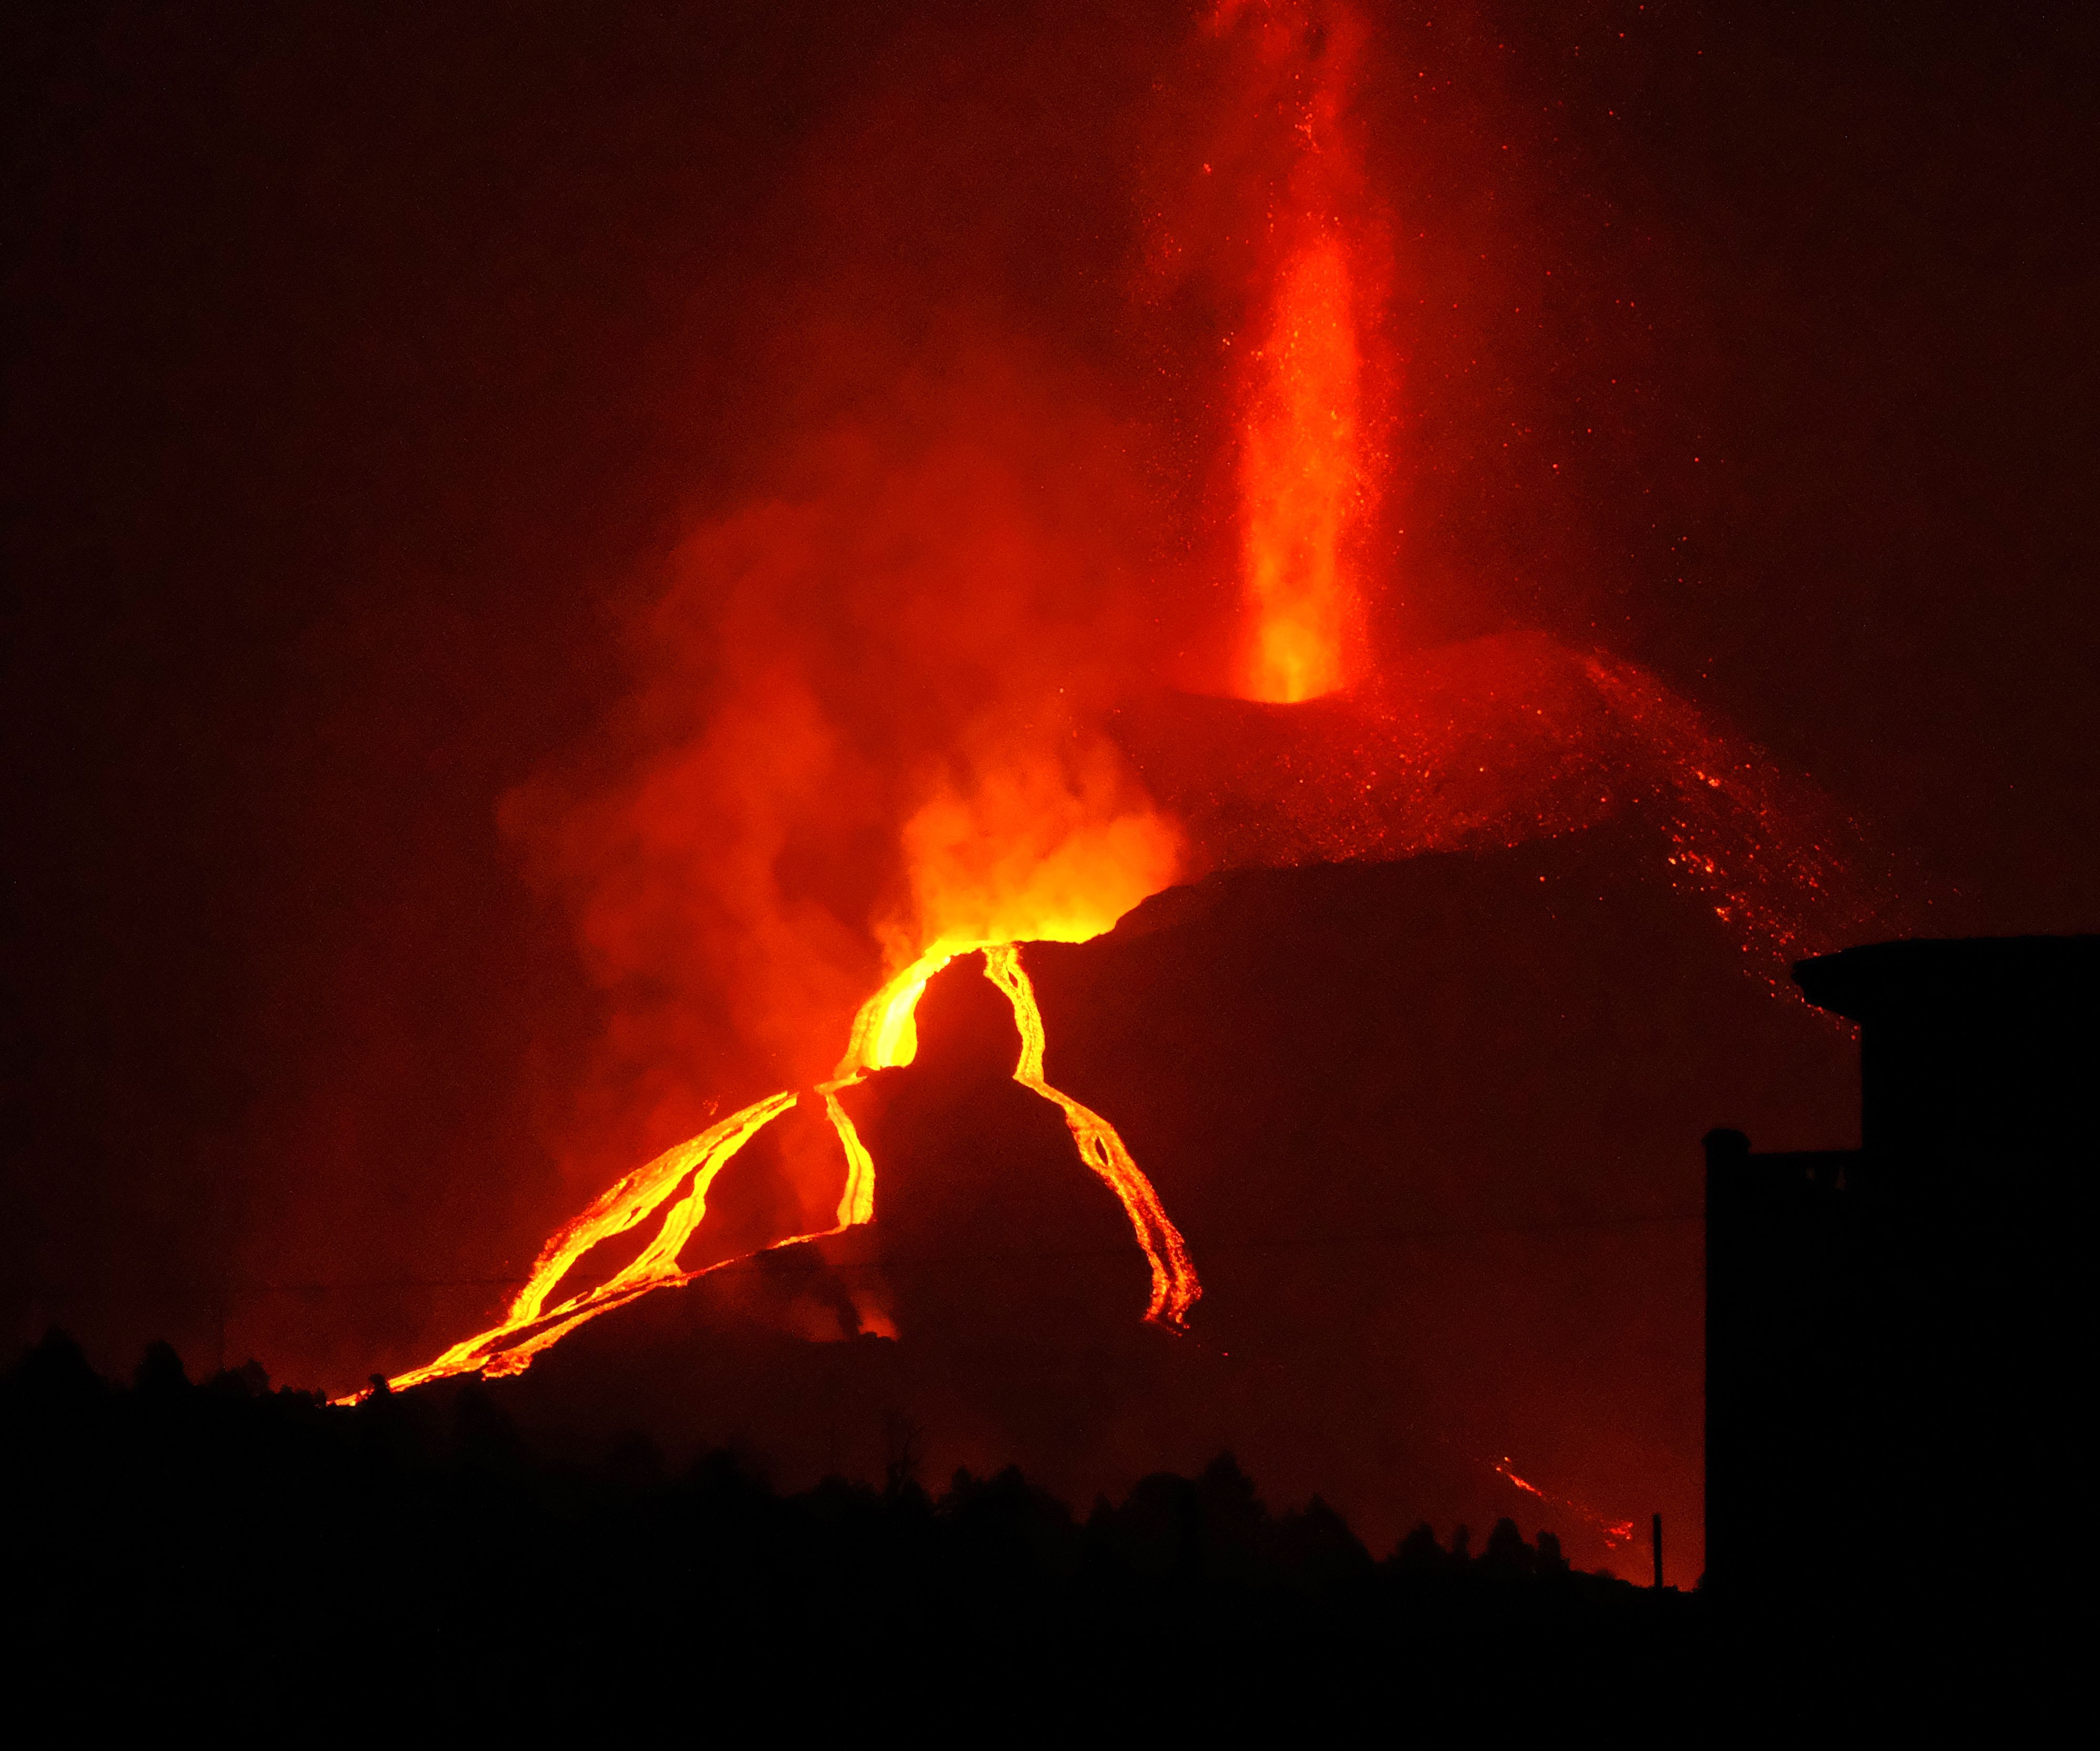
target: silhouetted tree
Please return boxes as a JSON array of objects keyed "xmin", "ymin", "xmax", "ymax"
[
  {"xmin": 1483, "ymin": 1516, "xmax": 1536, "ymax": 1577},
  {"xmin": 882, "ymin": 1411, "xmax": 926, "ymax": 1496},
  {"xmin": 133, "ymin": 1340, "xmax": 189, "ymax": 1398},
  {"xmin": 1393, "ymin": 1522, "xmax": 1449, "ymax": 1572}
]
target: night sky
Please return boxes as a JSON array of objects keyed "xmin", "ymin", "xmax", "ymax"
[{"xmin": 5, "ymin": 1, "xmax": 2095, "ymax": 1574}]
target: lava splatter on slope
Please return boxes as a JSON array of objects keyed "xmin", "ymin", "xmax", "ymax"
[{"xmin": 1115, "ymin": 631, "xmax": 1909, "ymax": 977}]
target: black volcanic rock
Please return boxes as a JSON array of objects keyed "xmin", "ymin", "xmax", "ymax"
[{"xmin": 827, "ymin": 970, "xmax": 1153, "ymax": 1347}]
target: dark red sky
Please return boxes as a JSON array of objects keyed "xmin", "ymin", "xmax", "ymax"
[{"xmin": 4, "ymin": 1, "xmax": 2095, "ymax": 1554}]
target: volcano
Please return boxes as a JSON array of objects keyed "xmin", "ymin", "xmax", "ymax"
[
  {"xmin": 308, "ymin": 4, "xmax": 1923, "ymax": 1588},
  {"xmin": 424, "ymin": 817, "xmax": 1862, "ymax": 1578}
]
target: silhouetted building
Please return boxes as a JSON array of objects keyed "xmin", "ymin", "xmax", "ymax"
[{"xmin": 1706, "ymin": 936, "xmax": 2095, "ymax": 1629}]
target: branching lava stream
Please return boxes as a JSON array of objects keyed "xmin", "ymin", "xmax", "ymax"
[{"xmin": 357, "ymin": 942, "xmax": 1194, "ymax": 1398}]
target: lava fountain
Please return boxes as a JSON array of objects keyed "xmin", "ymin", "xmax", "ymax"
[
  {"xmin": 1239, "ymin": 234, "xmax": 1364, "ymax": 703},
  {"xmin": 1228, "ymin": 0, "xmax": 1374, "ymax": 704}
]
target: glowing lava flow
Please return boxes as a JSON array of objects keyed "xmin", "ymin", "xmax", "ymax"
[
  {"xmin": 983, "ymin": 945, "xmax": 1200, "ymax": 1326},
  {"xmin": 1494, "ymin": 1456, "xmax": 1636, "ymax": 1551},
  {"xmin": 373, "ymin": 1089, "xmax": 799, "ymax": 1391},
  {"xmin": 358, "ymin": 943, "xmax": 1194, "ymax": 1398}
]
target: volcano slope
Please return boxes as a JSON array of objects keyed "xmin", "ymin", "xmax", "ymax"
[{"xmin": 464, "ymin": 817, "xmax": 1858, "ymax": 1578}]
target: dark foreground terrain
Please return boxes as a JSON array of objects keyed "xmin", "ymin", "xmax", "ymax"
[
  {"xmin": 6, "ymin": 1329, "xmax": 2063, "ymax": 1731},
  {"xmin": 2, "ymin": 1330, "xmax": 1714, "ymax": 1711}
]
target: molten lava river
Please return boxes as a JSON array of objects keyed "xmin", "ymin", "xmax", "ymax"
[{"xmin": 380, "ymin": 937, "xmax": 1198, "ymax": 1392}]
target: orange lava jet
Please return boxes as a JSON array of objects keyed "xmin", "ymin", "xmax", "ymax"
[
  {"xmin": 1206, "ymin": 0, "xmax": 1378, "ymax": 703},
  {"xmin": 1239, "ymin": 235, "xmax": 1364, "ymax": 702}
]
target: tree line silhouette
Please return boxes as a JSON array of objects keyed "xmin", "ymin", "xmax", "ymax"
[{"xmin": 3, "ymin": 1328, "xmax": 1690, "ymax": 1687}]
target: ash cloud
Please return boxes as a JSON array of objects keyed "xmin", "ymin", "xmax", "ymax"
[{"xmin": 494, "ymin": 2, "xmax": 1203, "ymax": 1166}]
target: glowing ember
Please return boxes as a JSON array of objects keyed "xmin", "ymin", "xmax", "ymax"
[
  {"xmin": 1114, "ymin": 631, "xmax": 1908, "ymax": 978},
  {"xmin": 1495, "ymin": 1455, "xmax": 1637, "ymax": 1550}
]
